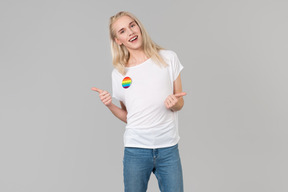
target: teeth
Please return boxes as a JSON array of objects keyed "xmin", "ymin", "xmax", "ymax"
[{"xmin": 129, "ymin": 36, "xmax": 137, "ymax": 42}]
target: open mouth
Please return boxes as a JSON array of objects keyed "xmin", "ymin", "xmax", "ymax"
[{"xmin": 129, "ymin": 35, "xmax": 138, "ymax": 42}]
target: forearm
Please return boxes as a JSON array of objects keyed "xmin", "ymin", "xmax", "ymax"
[{"xmin": 107, "ymin": 103, "xmax": 127, "ymax": 123}]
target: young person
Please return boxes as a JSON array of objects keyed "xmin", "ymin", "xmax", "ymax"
[{"xmin": 92, "ymin": 11, "xmax": 186, "ymax": 192}]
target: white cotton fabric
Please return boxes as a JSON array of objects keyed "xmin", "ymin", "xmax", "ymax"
[{"xmin": 112, "ymin": 50, "xmax": 184, "ymax": 148}]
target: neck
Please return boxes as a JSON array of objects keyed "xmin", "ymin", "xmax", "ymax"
[{"xmin": 127, "ymin": 48, "xmax": 148, "ymax": 66}]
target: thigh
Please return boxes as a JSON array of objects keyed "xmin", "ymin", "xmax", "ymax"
[
  {"xmin": 123, "ymin": 147, "xmax": 154, "ymax": 192},
  {"xmin": 154, "ymin": 144, "xmax": 184, "ymax": 192}
]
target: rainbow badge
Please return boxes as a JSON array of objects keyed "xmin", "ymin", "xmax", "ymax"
[{"xmin": 122, "ymin": 77, "xmax": 132, "ymax": 89}]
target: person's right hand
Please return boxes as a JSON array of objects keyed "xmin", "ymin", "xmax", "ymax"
[{"xmin": 91, "ymin": 87, "xmax": 112, "ymax": 107}]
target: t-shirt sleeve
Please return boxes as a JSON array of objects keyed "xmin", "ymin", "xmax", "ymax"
[
  {"xmin": 171, "ymin": 51, "xmax": 184, "ymax": 81},
  {"xmin": 111, "ymin": 69, "xmax": 124, "ymax": 102}
]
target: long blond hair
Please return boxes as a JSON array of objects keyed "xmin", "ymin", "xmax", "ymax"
[{"xmin": 109, "ymin": 11, "xmax": 167, "ymax": 75}]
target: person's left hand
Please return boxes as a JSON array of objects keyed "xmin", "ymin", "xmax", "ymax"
[{"xmin": 164, "ymin": 92, "xmax": 186, "ymax": 110}]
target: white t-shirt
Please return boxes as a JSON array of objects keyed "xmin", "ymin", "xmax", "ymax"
[{"xmin": 112, "ymin": 50, "xmax": 184, "ymax": 148}]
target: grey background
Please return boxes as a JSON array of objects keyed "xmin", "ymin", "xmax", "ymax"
[{"xmin": 0, "ymin": 0, "xmax": 287, "ymax": 191}]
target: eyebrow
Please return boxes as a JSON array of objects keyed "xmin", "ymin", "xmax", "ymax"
[{"xmin": 118, "ymin": 21, "xmax": 136, "ymax": 33}]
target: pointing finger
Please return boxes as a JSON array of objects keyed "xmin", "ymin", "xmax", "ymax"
[
  {"xmin": 174, "ymin": 92, "xmax": 187, "ymax": 98},
  {"xmin": 91, "ymin": 87, "xmax": 103, "ymax": 93}
]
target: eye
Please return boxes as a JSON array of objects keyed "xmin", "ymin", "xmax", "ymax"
[
  {"xmin": 120, "ymin": 30, "xmax": 125, "ymax": 34},
  {"xmin": 131, "ymin": 23, "xmax": 136, "ymax": 28}
]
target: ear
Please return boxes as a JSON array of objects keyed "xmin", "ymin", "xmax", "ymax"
[{"xmin": 114, "ymin": 37, "xmax": 122, "ymax": 46}]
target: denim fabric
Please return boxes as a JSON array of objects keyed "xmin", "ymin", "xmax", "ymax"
[{"xmin": 123, "ymin": 144, "xmax": 183, "ymax": 192}]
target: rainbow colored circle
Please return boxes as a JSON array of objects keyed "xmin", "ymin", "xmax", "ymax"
[{"xmin": 122, "ymin": 77, "xmax": 132, "ymax": 89}]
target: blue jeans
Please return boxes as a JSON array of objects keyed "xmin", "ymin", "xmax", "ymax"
[{"xmin": 123, "ymin": 144, "xmax": 183, "ymax": 192}]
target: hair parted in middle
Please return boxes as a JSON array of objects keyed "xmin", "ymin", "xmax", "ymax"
[{"xmin": 109, "ymin": 11, "xmax": 168, "ymax": 75}]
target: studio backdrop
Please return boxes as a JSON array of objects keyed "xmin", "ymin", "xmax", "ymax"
[{"xmin": 0, "ymin": 0, "xmax": 287, "ymax": 192}]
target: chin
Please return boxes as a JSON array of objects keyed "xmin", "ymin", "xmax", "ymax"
[
  {"xmin": 130, "ymin": 46, "xmax": 143, "ymax": 51},
  {"xmin": 126, "ymin": 43, "xmax": 143, "ymax": 51}
]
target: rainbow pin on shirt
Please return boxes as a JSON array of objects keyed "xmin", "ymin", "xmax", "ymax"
[{"xmin": 122, "ymin": 77, "xmax": 132, "ymax": 89}]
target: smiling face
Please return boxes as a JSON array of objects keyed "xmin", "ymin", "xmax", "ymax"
[{"xmin": 112, "ymin": 15, "xmax": 143, "ymax": 51}]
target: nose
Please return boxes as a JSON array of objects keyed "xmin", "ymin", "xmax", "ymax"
[{"xmin": 128, "ymin": 28, "xmax": 135, "ymax": 36}]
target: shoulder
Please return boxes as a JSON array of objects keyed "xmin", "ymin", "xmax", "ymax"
[
  {"xmin": 112, "ymin": 68, "xmax": 124, "ymax": 79},
  {"xmin": 159, "ymin": 49, "xmax": 179, "ymax": 60},
  {"xmin": 158, "ymin": 49, "xmax": 181, "ymax": 66},
  {"xmin": 112, "ymin": 68, "xmax": 118, "ymax": 76}
]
